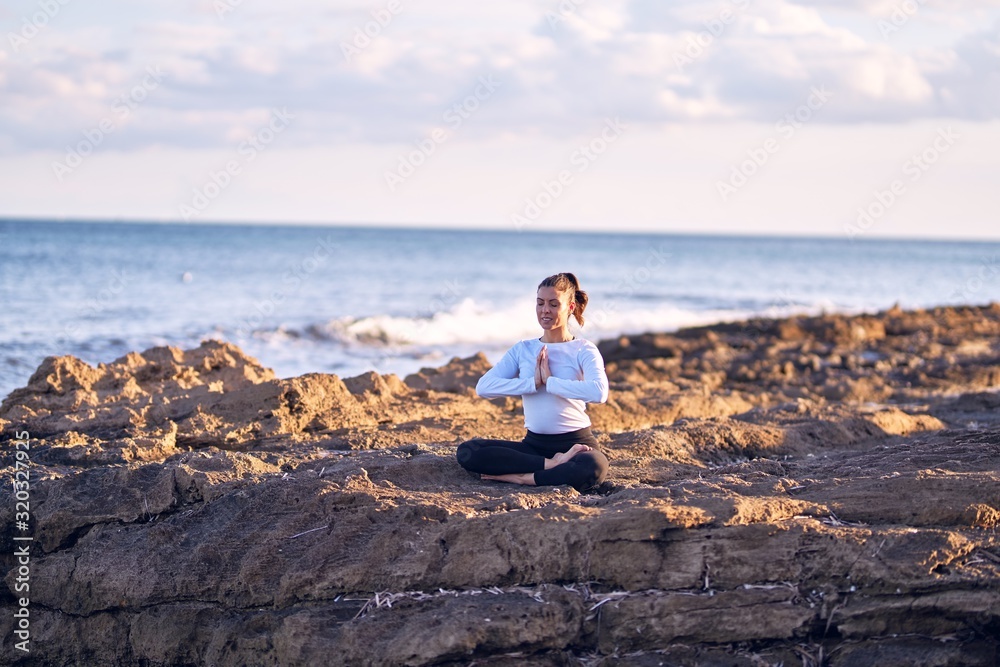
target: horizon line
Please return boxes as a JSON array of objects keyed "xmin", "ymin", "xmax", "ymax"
[{"xmin": 2, "ymin": 215, "xmax": 999, "ymax": 245}]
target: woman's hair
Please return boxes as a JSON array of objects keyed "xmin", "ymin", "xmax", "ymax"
[{"xmin": 538, "ymin": 272, "xmax": 589, "ymax": 326}]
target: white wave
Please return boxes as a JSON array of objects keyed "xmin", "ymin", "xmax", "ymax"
[
  {"xmin": 276, "ymin": 297, "xmax": 843, "ymax": 350},
  {"xmin": 305, "ymin": 298, "xmax": 540, "ymax": 347}
]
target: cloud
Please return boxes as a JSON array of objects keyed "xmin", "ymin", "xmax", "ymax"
[
  {"xmin": 1, "ymin": 0, "xmax": 998, "ymax": 156},
  {"xmin": 792, "ymin": 0, "xmax": 1000, "ymax": 15}
]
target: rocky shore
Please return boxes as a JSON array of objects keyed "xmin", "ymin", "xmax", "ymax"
[{"xmin": 2, "ymin": 304, "xmax": 999, "ymax": 666}]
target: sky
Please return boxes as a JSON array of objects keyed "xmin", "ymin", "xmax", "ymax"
[{"xmin": 1, "ymin": 0, "xmax": 998, "ymax": 239}]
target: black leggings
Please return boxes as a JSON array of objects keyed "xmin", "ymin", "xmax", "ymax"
[{"xmin": 456, "ymin": 427, "xmax": 609, "ymax": 492}]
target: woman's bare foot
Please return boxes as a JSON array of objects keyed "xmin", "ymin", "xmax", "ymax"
[
  {"xmin": 481, "ymin": 472, "xmax": 536, "ymax": 486},
  {"xmin": 544, "ymin": 443, "xmax": 591, "ymax": 469}
]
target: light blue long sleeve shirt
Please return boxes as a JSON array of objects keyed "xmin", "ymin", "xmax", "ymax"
[{"xmin": 475, "ymin": 337, "xmax": 609, "ymax": 434}]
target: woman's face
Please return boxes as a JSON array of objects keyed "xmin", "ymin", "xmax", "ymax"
[{"xmin": 536, "ymin": 286, "xmax": 573, "ymax": 332}]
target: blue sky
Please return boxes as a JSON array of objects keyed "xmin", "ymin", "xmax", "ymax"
[{"xmin": 1, "ymin": 0, "xmax": 998, "ymax": 238}]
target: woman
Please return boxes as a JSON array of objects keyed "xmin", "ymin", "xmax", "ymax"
[{"xmin": 456, "ymin": 273, "xmax": 610, "ymax": 492}]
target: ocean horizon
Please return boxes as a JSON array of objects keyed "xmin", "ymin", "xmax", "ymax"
[{"xmin": 2, "ymin": 218, "xmax": 999, "ymax": 401}]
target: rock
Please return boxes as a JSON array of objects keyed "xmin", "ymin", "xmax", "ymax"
[
  {"xmin": 2, "ymin": 304, "xmax": 1000, "ymax": 665},
  {"xmin": 404, "ymin": 353, "xmax": 492, "ymax": 393}
]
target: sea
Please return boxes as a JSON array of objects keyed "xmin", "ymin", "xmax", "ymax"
[{"xmin": 2, "ymin": 219, "xmax": 999, "ymax": 401}]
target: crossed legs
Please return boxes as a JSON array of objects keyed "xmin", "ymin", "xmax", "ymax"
[{"xmin": 456, "ymin": 437, "xmax": 608, "ymax": 492}]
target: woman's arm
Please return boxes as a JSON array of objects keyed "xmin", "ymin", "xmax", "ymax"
[
  {"xmin": 476, "ymin": 344, "xmax": 537, "ymax": 398},
  {"xmin": 544, "ymin": 343, "xmax": 609, "ymax": 403}
]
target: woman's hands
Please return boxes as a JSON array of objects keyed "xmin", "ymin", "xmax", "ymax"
[{"xmin": 535, "ymin": 345, "xmax": 551, "ymax": 389}]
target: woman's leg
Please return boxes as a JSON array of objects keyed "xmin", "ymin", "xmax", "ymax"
[
  {"xmin": 534, "ymin": 448, "xmax": 609, "ymax": 492},
  {"xmin": 516, "ymin": 428, "xmax": 608, "ymax": 492},
  {"xmin": 479, "ymin": 444, "xmax": 596, "ymax": 486},
  {"xmin": 457, "ymin": 431, "xmax": 610, "ymax": 492},
  {"xmin": 456, "ymin": 438, "xmax": 546, "ymax": 476}
]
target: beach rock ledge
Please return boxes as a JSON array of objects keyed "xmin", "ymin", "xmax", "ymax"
[{"xmin": 2, "ymin": 304, "xmax": 999, "ymax": 666}]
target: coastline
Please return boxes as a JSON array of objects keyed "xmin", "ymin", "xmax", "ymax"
[{"xmin": 1, "ymin": 302, "xmax": 999, "ymax": 665}]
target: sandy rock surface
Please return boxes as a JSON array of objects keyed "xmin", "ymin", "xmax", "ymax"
[{"xmin": 2, "ymin": 304, "xmax": 999, "ymax": 666}]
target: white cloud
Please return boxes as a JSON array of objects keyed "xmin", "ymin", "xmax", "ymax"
[
  {"xmin": 793, "ymin": 0, "xmax": 1000, "ymax": 16},
  {"xmin": 4, "ymin": 120, "xmax": 996, "ymax": 239},
  {"xmin": 0, "ymin": 0, "xmax": 996, "ymax": 239},
  {"xmin": 1, "ymin": 0, "xmax": 997, "ymax": 156}
]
